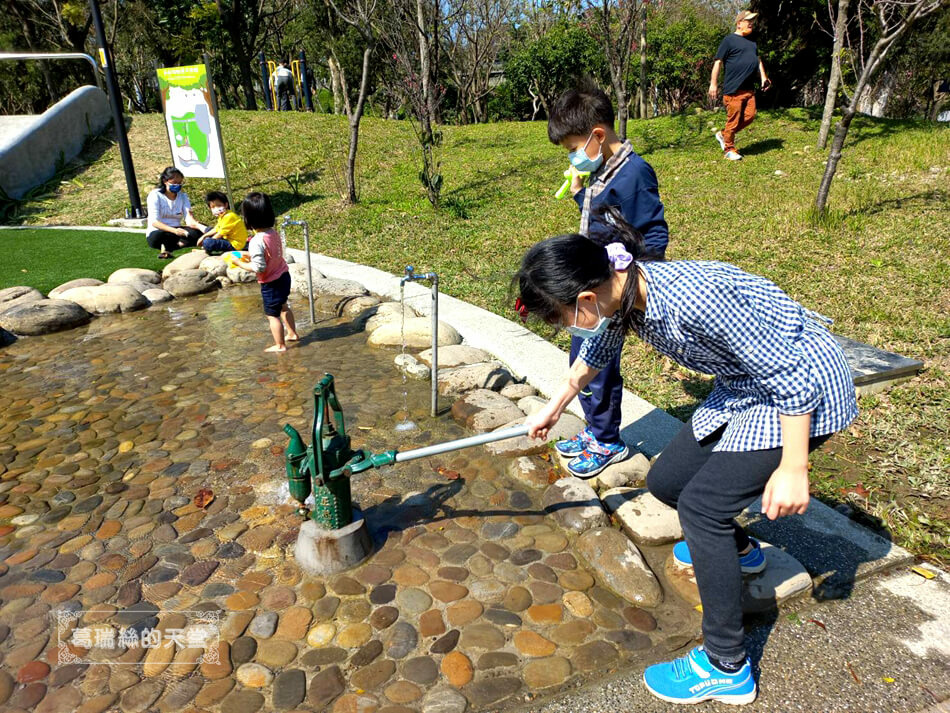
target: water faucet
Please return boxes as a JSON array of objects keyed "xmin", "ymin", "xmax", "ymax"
[
  {"xmin": 401, "ymin": 265, "xmax": 438, "ymax": 286},
  {"xmin": 282, "ymin": 214, "xmax": 306, "ymax": 227}
]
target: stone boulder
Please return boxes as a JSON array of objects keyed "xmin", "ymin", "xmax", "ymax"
[
  {"xmin": 561, "ymin": 451, "xmax": 651, "ymax": 492},
  {"xmin": 368, "ymin": 317, "xmax": 461, "ymax": 349},
  {"xmin": 288, "ymin": 262, "xmax": 325, "ymax": 293},
  {"xmin": 364, "ymin": 302, "xmax": 419, "ymax": 332},
  {"xmin": 577, "ymin": 527, "xmax": 663, "ymax": 608},
  {"xmin": 163, "ymin": 270, "xmax": 219, "ymax": 298},
  {"xmin": 59, "ymin": 284, "xmax": 149, "ymax": 314},
  {"xmin": 483, "ymin": 413, "xmax": 586, "ymax": 458},
  {"xmin": 108, "ymin": 268, "xmax": 161, "ymax": 287},
  {"xmin": 395, "ymin": 353, "xmax": 431, "ymax": 380},
  {"xmin": 0, "ymin": 286, "xmax": 44, "ymax": 314},
  {"xmin": 664, "ymin": 542, "xmax": 811, "ymax": 612},
  {"xmin": 506, "ymin": 457, "xmax": 552, "ymax": 490},
  {"xmin": 417, "ymin": 344, "xmax": 492, "ymax": 369},
  {"xmin": 500, "ymin": 382, "xmax": 537, "ymax": 399},
  {"xmin": 142, "ymin": 288, "xmax": 174, "ymax": 304},
  {"xmin": 198, "ymin": 257, "xmax": 228, "ymax": 279},
  {"xmin": 306, "ymin": 277, "xmax": 367, "ymax": 299},
  {"xmin": 451, "ymin": 389, "xmax": 524, "ymax": 433},
  {"xmin": 602, "ymin": 487, "xmax": 682, "ymax": 546},
  {"xmin": 341, "ymin": 295, "xmax": 381, "ymax": 319},
  {"xmin": 541, "ymin": 478, "xmax": 609, "ymax": 534},
  {"xmin": 437, "ymin": 362, "xmax": 514, "ymax": 396},
  {"xmin": 0, "ymin": 299, "xmax": 91, "ymax": 335},
  {"xmin": 49, "ymin": 278, "xmax": 103, "ymax": 299},
  {"xmin": 518, "ymin": 396, "xmax": 548, "ymax": 416},
  {"xmin": 162, "ymin": 251, "xmax": 208, "ymax": 278},
  {"xmin": 226, "ymin": 266, "xmax": 257, "ymax": 284}
]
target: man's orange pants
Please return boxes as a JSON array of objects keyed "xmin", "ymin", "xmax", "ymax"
[{"xmin": 722, "ymin": 90, "xmax": 756, "ymax": 152}]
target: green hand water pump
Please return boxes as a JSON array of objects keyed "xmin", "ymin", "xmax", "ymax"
[{"xmin": 283, "ymin": 373, "xmax": 529, "ymax": 530}]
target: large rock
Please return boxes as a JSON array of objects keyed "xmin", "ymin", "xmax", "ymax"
[
  {"xmin": 664, "ymin": 542, "xmax": 812, "ymax": 612},
  {"xmin": 368, "ymin": 317, "xmax": 461, "ymax": 348},
  {"xmin": 451, "ymin": 389, "xmax": 524, "ymax": 433},
  {"xmin": 307, "ymin": 277, "xmax": 367, "ymax": 299},
  {"xmin": 576, "ymin": 527, "xmax": 663, "ymax": 608},
  {"xmin": 0, "ymin": 299, "xmax": 91, "ymax": 335},
  {"xmin": 163, "ymin": 270, "xmax": 219, "ymax": 298},
  {"xmin": 541, "ymin": 478, "xmax": 609, "ymax": 534},
  {"xmin": 341, "ymin": 295, "xmax": 381, "ymax": 319},
  {"xmin": 198, "ymin": 257, "xmax": 228, "ymax": 278},
  {"xmin": 162, "ymin": 250, "xmax": 208, "ymax": 278},
  {"xmin": 602, "ymin": 487, "xmax": 682, "ymax": 546},
  {"xmin": 483, "ymin": 413, "xmax": 586, "ymax": 457},
  {"xmin": 108, "ymin": 268, "xmax": 161, "ymax": 287},
  {"xmin": 288, "ymin": 262, "xmax": 325, "ymax": 293},
  {"xmin": 49, "ymin": 278, "xmax": 103, "ymax": 299},
  {"xmin": 226, "ymin": 266, "xmax": 257, "ymax": 283},
  {"xmin": 518, "ymin": 396, "xmax": 548, "ymax": 416},
  {"xmin": 365, "ymin": 302, "xmax": 418, "ymax": 332},
  {"xmin": 564, "ymin": 451, "xmax": 651, "ymax": 493},
  {"xmin": 142, "ymin": 288, "xmax": 174, "ymax": 304},
  {"xmin": 59, "ymin": 284, "xmax": 148, "ymax": 314},
  {"xmin": 500, "ymin": 382, "xmax": 537, "ymax": 399},
  {"xmin": 0, "ymin": 286, "xmax": 44, "ymax": 313},
  {"xmin": 506, "ymin": 457, "xmax": 551, "ymax": 490},
  {"xmin": 437, "ymin": 362, "xmax": 514, "ymax": 396},
  {"xmin": 418, "ymin": 345, "xmax": 492, "ymax": 368}
]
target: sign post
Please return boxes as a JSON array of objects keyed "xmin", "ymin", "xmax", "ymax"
[{"xmin": 155, "ymin": 62, "xmax": 233, "ymax": 205}]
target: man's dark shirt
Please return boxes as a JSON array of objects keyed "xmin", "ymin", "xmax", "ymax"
[{"xmin": 715, "ymin": 34, "xmax": 759, "ymax": 95}]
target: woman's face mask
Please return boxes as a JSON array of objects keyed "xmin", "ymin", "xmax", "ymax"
[
  {"xmin": 565, "ymin": 297, "xmax": 609, "ymax": 339},
  {"xmin": 166, "ymin": 183, "xmax": 183, "ymax": 194},
  {"xmin": 568, "ymin": 131, "xmax": 604, "ymax": 173}
]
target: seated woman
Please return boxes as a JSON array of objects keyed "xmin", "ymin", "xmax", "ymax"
[{"xmin": 145, "ymin": 167, "xmax": 205, "ymax": 259}]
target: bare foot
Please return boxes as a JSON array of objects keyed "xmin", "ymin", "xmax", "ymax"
[
  {"xmin": 286, "ymin": 333, "xmax": 299, "ymax": 342},
  {"xmin": 264, "ymin": 345, "xmax": 287, "ymax": 353}
]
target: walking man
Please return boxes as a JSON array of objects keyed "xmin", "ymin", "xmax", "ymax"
[
  {"xmin": 270, "ymin": 59, "xmax": 295, "ymax": 111},
  {"xmin": 709, "ymin": 10, "xmax": 770, "ymax": 160}
]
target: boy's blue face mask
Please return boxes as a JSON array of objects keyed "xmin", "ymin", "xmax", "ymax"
[
  {"xmin": 565, "ymin": 298, "xmax": 609, "ymax": 339},
  {"xmin": 568, "ymin": 131, "xmax": 604, "ymax": 173},
  {"xmin": 167, "ymin": 183, "xmax": 182, "ymax": 194}
]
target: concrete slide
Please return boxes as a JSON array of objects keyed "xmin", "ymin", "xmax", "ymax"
[{"xmin": 0, "ymin": 85, "xmax": 111, "ymax": 199}]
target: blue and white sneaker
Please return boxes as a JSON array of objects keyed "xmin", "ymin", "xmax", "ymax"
[
  {"xmin": 643, "ymin": 645, "xmax": 757, "ymax": 705},
  {"xmin": 566, "ymin": 440, "xmax": 629, "ymax": 478},
  {"xmin": 554, "ymin": 427, "xmax": 594, "ymax": 457},
  {"xmin": 673, "ymin": 538, "xmax": 767, "ymax": 575}
]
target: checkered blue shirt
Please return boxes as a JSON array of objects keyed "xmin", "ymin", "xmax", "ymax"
[{"xmin": 578, "ymin": 261, "xmax": 858, "ymax": 452}]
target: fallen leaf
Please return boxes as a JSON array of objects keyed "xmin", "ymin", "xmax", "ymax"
[
  {"xmin": 436, "ymin": 467, "xmax": 460, "ymax": 481},
  {"xmin": 194, "ymin": 489, "xmax": 214, "ymax": 509},
  {"xmin": 547, "ymin": 468, "xmax": 560, "ymax": 484},
  {"xmin": 882, "ymin": 677, "xmax": 895, "ymax": 684},
  {"xmin": 910, "ymin": 566, "xmax": 936, "ymax": 579},
  {"xmin": 847, "ymin": 662, "xmax": 861, "ymax": 684},
  {"xmin": 808, "ymin": 618, "xmax": 827, "ymax": 630}
]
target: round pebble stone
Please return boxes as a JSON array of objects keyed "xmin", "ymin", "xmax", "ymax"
[
  {"xmin": 484, "ymin": 608, "xmax": 522, "ymax": 627},
  {"xmin": 374, "ymin": 548, "xmax": 406, "ymax": 567},
  {"xmin": 307, "ymin": 623, "xmax": 336, "ymax": 647},
  {"xmin": 392, "ymin": 564, "xmax": 428, "ymax": 587},
  {"xmin": 622, "ymin": 607, "xmax": 658, "ymax": 632},
  {"xmin": 383, "ymin": 621, "xmax": 417, "ymax": 659},
  {"xmin": 605, "ymin": 629, "xmax": 652, "ymax": 651},
  {"xmin": 523, "ymin": 655, "xmax": 572, "ymax": 689},
  {"xmin": 477, "ymin": 651, "xmax": 519, "ymax": 670},
  {"xmin": 460, "ymin": 623, "xmax": 505, "ymax": 650},
  {"xmin": 419, "ymin": 609, "xmax": 446, "ymax": 637},
  {"xmin": 480, "ymin": 542, "xmax": 509, "ymax": 561},
  {"xmin": 337, "ymin": 599, "xmax": 371, "ymax": 623},
  {"xmin": 482, "ymin": 521, "xmax": 518, "ymax": 540},
  {"xmin": 510, "ymin": 491, "xmax": 532, "ymax": 509},
  {"xmin": 337, "ymin": 623, "xmax": 372, "ymax": 648},
  {"xmin": 231, "ymin": 637, "xmax": 257, "ymax": 664},
  {"xmin": 260, "ymin": 586, "xmax": 295, "ymax": 610},
  {"xmin": 333, "ymin": 692, "xmax": 380, "ymax": 713},
  {"xmin": 573, "ymin": 640, "xmax": 620, "ymax": 671},
  {"xmin": 202, "ymin": 582, "xmax": 235, "ymax": 598},
  {"xmin": 299, "ymin": 579, "xmax": 326, "ymax": 602},
  {"xmin": 220, "ymin": 688, "xmax": 264, "ymax": 713},
  {"xmin": 446, "ymin": 599, "xmax": 482, "ymax": 627},
  {"xmin": 11, "ymin": 682, "xmax": 46, "ymax": 709},
  {"xmin": 544, "ymin": 553, "xmax": 577, "ymax": 570},
  {"xmin": 31, "ymin": 570, "xmax": 65, "ymax": 583},
  {"xmin": 396, "ymin": 587, "xmax": 432, "ymax": 614},
  {"xmin": 370, "ymin": 584, "xmax": 396, "ymax": 604},
  {"xmin": 421, "ymin": 687, "xmax": 468, "ymax": 713},
  {"xmin": 351, "ymin": 639, "xmax": 383, "ymax": 667},
  {"xmin": 195, "ymin": 678, "xmax": 235, "ymax": 707},
  {"xmin": 16, "ymin": 661, "xmax": 50, "ymax": 683},
  {"xmin": 594, "ymin": 608, "xmax": 625, "ymax": 629},
  {"xmin": 350, "ymin": 659, "xmax": 395, "ymax": 691},
  {"xmin": 559, "ymin": 569, "xmax": 595, "ymax": 591},
  {"xmin": 502, "ymin": 586, "xmax": 532, "ymax": 612},
  {"xmin": 236, "ymin": 663, "xmax": 274, "ymax": 688},
  {"xmin": 429, "ymin": 629, "xmax": 460, "ymax": 655},
  {"xmin": 275, "ymin": 606, "xmax": 312, "ymax": 639},
  {"xmin": 468, "ymin": 579, "xmax": 505, "ymax": 604},
  {"xmin": 529, "ymin": 581, "xmax": 563, "ymax": 604},
  {"xmin": 436, "ymin": 566, "xmax": 469, "ymax": 582},
  {"xmin": 330, "ymin": 575, "xmax": 365, "ymax": 595},
  {"xmin": 401, "ymin": 656, "xmax": 438, "ymax": 684},
  {"xmin": 385, "ymin": 680, "xmax": 422, "ymax": 704},
  {"xmin": 369, "ymin": 605, "xmax": 399, "ymax": 631},
  {"xmin": 300, "ymin": 647, "xmax": 347, "ymax": 668},
  {"xmin": 272, "ymin": 669, "xmax": 306, "ymax": 709},
  {"xmin": 356, "ymin": 564, "xmax": 391, "ymax": 586},
  {"xmin": 118, "ymin": 679, "xmax": 164, "ymax": 713},
  {"xmin": 528, "ymin": 562, "xmax": 558, "ymax": 583},
  {"xmin": 563, "ymin": 591, "xmax": 594, "ymax": 618},
  {"xmin": 313, "ymin": 596, "xmax": 340, "ymax": 621},
  {"xmin": 440, "ymin": 651, "xmax": 473, "ymax": 687},
  {"xmin": 514, "ymin": 631, "xmax": 556, "ymax": 656}
]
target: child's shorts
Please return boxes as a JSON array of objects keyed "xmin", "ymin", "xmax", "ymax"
[
  {"xmin": 260, "ymin": 271, "xmax": 291, "ymax": 317},
  {"xmin": 202, "ymin": 237, "xmax": 235, "ymax": 254}
]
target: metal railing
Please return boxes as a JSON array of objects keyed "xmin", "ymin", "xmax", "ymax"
[{"xmin": 0, "ymin": 52, "xmax": 103, "ymax": 91}]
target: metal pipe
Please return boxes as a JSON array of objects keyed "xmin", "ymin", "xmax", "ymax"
[
  {"xmin": 402, "ymin": 266, "xmax": 440, "ymax": 417},
  {"xmin": 393, "ymin": 425, "xmax": 528, "ymax": 463},
  {"xmin": 282, "ymin": 215, "xmax": 315, "ymax": 324},
  {"xmin": 0, "ymin": 53, "xmax": 103, "ymax": 90}
]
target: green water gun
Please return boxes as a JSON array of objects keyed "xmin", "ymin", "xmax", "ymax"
[{"xmin": 555, "ymin": 166, "xmax": 591, "ymax": 199}]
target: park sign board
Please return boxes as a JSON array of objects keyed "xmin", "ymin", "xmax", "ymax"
[{"xmin": 156, "ymin": 64, "xmax": 226, "ymax": 179}]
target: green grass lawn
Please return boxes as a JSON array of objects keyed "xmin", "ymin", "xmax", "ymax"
[
  {"xmin": 2, "ymin": 107, "xmax": 948, "ymax": 565},
  {"xmin": 0, "ymin": 228, "xmax": 168, "ymax": 295}
]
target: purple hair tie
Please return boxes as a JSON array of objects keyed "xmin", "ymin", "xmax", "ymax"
[{"xmin": 605, "ymin": 242, "xmax": 633, "ymax": 270}]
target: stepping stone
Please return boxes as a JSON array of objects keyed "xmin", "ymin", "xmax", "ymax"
[
  {"xmin": 58, "ymin": 284, "xmax": 148, "ymax": 314},
  {"xmin": 576, "ymin": 527, "xmax": 662, "ymax": 608},
  {"xmin": 586, "ymin": 452, "xmax": 652, "ymax": 492},
  {"xmin": 542, "ymin": 479, "xmax": 609, "ymax": 534},
  {"xmin": 834, "ymin": 333, "xmax": 923, "ymax": 395},
  {"xmin": 48, "ymin": 278, "xmax": 103, "ymax": 298},
  {"xmin": 437, "ymin": 362, "xmax": 513, "ymax": 396},
  {"xmin": 664, "ymin": 542, "xmax": 813, "ymax": 612},
  {"xmin": 602, "ymin": 487, "xmax": 682, "ymax": 545},
  {"xmin": 483, "ymin": 414, "xmax": 586, "ymax": 457},
  {"xmin": 0, "ymin": 299, "xmax": 90, "ymax": 335},
  {"xmin": 417, "ymin": 345, "xmax": 492, "ymax": 368},
  {"xmin": 451, "ymin": 389, "xmax": 523, "ymax": 432}
]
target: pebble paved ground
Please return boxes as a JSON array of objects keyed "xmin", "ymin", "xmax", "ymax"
[{"xmin": 0, "ymin": 287, "xmax": 702, "ymax": 713}]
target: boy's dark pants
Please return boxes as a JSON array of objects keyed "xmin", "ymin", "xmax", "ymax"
[
  {"xmin": 647, "ymin": 418, "xmax": 830, "ymax": 662},
  {"xmin": 569, "ymin": 335, "xmax": 623, "ymax": 444}
]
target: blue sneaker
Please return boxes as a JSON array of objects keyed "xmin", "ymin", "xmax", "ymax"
[
  {"xmin": 554, "ymin": 427, "xmax": 594, "ymax": 457},
  {"xmin": 673, "ymin": 538, "xmax": 766, "ymax": 575},
  {"xmin": 566, "ymin": 440, "xmax": 629, "ymax": 478},
  {"xmin": 643, "ymin": 646, "xmax": 757, "ymax": 705}
]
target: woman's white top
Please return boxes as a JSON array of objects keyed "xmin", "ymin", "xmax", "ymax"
[{"xmin": 146, "ymin": 188, "xmax": 192, "ymax": 234}]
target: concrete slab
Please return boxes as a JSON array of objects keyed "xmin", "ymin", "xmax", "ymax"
[
  {"xmin": 739, "ymin": 497, "xmax": 914, "ymax": 600},
  {"xmin": 0, "ymin": 115, "xmax": 41, "ymax": 152},
  {"xmin": 286, "ymin": 248, "xmax": 683, "ymax": 458},
  {"xmin": 835, "ymin": 333, "xmax": 924, "ymax": 394}
]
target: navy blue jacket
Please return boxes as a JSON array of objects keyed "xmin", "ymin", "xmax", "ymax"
[{"xmin": 574, "ymin": 151, "xmax": 669, "ymax": 257}]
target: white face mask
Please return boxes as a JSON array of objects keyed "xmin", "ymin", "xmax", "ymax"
[
  {"xmin": 565, "ymin": 298, "xmax": 609, "ymax": 339},
  {"xmin": 211, "ymin": 206, "xmax": 227, "ymax": 217}
]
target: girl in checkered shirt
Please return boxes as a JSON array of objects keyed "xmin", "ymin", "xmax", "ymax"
[{"xmin": 516, "ymin": 206, "xmax": 857, "ymax": 706}]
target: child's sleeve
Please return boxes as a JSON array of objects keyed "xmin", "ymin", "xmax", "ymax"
[{"xmin": 249, "ymin": 237, "xmax": 267, "ymax": 273}]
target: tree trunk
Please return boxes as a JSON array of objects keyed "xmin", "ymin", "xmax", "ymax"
[
  {"xmin": 345, "ymin": 48, "xmax": 373, "ymax": 204},
  {"xmin": 818, "ymin": 0, "xmax": 850, "ymax": 149},
  {"xmin": 638, "ymin": 1, "xmax": 648, "ymax": 119},
  {"xmin": 416, "ymin": 0, "xmax": 434, "ymax": 142},
  {"xmin": 328, "ymin": 56, "xmax": 343, "ymax": 114},
  {"xmin": 616, "ymin": 88, "xmax": 628, "ymax": 140},
  {"xmin": 237, "ymin": 54, "xmax": 258, "ymax": 110},
  {"xmin": 815, "ymin": 107, "xmax": 855, "ymax": 212}
]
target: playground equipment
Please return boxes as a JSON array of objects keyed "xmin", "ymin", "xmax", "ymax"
[
  {"xmin": 259, "ymin": 51, "xmax": 314, "ymax": 112},
  {"xmin": 284, "ymin": 373, "xmax": 529, "ymax": 573},
  {"xmin": 401, "ymin": 266, "xmax": 440, "ymax": 417}
]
